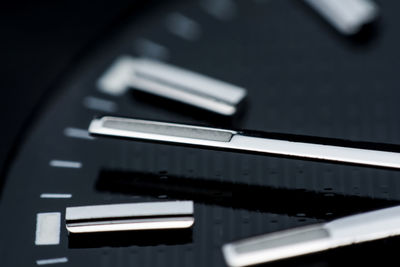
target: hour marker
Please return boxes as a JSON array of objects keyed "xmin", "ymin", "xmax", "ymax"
[
  {"xmin": 35, "ymin": 212, "xmax": 61, "ymax": 245},
  {"xmin": 134, "ymin": 38, "xmax": 169, "ymax": 60},
  {"xmin": 222, "ymin": 205, "xmax": 400, "ymax": 266},
  {"xmin": 165, "ymin": 13, "xmax": 201, "ymax": 41},
  {"xmin": 64, "ymin": 127, "xmax": 94, "ymax": 140},
  {"xmin": 97, "ymin": 56, "xmax": 247, "ymax": 116},
  {"xmin": 36, "ymin": 257, "xmax": 68, "ymax": 265},
  {"xmin": 49, "ymin": 160, "xmax": 82, "ymax": 169},
  {"xmin": 201, "ymin": 0, "xmax": 236, "ymax": 21},
  {"xmin": 89, "ymin": 116, "xmax": 400, "ymax": 170},
  {"xmin": 83, "ymin": 96, "xmax": 117, "ymax": 113},
  {"xmin": 66, "ymin": 201, "xmax": 194, "ymax": 234},
  {"xmin": 40, "ymin": 193, "xmax": 72, "ymax": 199},
  {"xmin": 304, "ymin": 0, "xmax": 379, "ymax": 35}
]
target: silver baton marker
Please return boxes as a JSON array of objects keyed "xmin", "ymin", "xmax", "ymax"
[
  {"xmin": 222, "ymin": 205, "xmax": 400, "ymax": 266},
  {"xmin": 89, "ymin": 116, "xmax": 400, "ymax": 169},
  {"xmin": 97, "ymin": 56, "xmax": 247, "ymax": 116},
  {"xmin": 66, "ymin": 201, "xmax": 194, "ymax": 234}
]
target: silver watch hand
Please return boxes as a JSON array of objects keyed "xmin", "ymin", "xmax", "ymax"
[
  {"xmin": 222, "ymin": 205, "xmax": 400, "ymax": 266},
  {"xmin": 89, "ymin": 116, "xmax": 400, "ymax": 169}
]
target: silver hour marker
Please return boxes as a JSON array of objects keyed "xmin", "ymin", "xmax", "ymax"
[
  {"xmin": 65, "ymin": 201, "xmax": 194, "ymax": 234},
  {"xmin": 35, "ymin": 212, "xmax": 61, "ymax": 245},
  {"xmin": 304, "ymin": 0, "xmax": 379, "ymax": 35},
  {"xmin": 83, "ymin": 96, "xmax": 118, "ymax": 113},
  {"xmin": 49, "ymin": 160, "xmax": 82, "ymax": 169},
  {"xmin": 201, "ymin": 0, "xmax": 236, "ymax": 21},
  {"xmin": 97, "ymin": 56, "xmax": 247, "ymax": 116},
  {"xmin": 222, "ymin": 205, "xmax": 400, "ymax": 266},
  {"xmin": 134, "ymin": 38, "xmax": 170, "ymax": 60},
  {"xmin": 64, "ymin": 127, "xmax": 94, "ymax": 140},
  {"xmin": 36, "ymin": 257, "xmax": 68, "ymax": 266},
  {"xmin": 40, "ymin": 193, "xmax": 72, "ymax": 199},
  {"xmin": 165, "ymin": 13, "xmax": 201, "ymax": 41},
  {"xmin": 89, "ymin": 116, "xmax": 400, "ymax": 170}
]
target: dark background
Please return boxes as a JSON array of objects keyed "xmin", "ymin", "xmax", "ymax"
[
  {"xmin": 0, "ymin": 0, "xmax": 142, "ymax": 180},
  {"xmin": 2, "ymin": 1, "xmax": 400, "ymax": 266}
]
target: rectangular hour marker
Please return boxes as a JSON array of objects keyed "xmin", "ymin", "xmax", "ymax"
[
  {"xmin": 66, "ymin": 201, "xmax": 194, "ymax": 234},
  {"xmin": 134, "ymin": 38, "xmax": 170, "ymax": 60},
  {"xmin": 36, "ymin": 257, "xmax": 68, "ymax": 265},
  {"xmin": 35, "ymin": 212, "xmax": 61, "ymax": 245},
  {"xmin": 49, "ymin": 160, "xmax": 82, "ymax": 169},
  {"xmin": 83, "ymin": 96, "xmax": 117, "ymax": 113},
  {"xmin": 165, "ymin": 13, "xmax": 201, "ymax": 41},
  {"xmin": 97, "ymin": 56, "xmax": 247, "ymax": 116},
  {"xmin": 64, "ymin": 127, "xmax": 94, "ymax": 140},
  {"xmin": 40, "ymin": 193, "xmax": 72, "ymax": 199},
  {"xmin": 201, "ymin": 0, "xmax": 236, "ymax": 21}
]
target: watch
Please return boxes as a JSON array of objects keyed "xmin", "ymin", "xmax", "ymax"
[{"xmin": 1, "ymin": 0, "xmax": 400, "ymax": 266}]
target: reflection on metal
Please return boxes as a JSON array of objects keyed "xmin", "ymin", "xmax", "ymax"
[
  {"xmin": 97, "ymin": 169, "xmax": 396, "ymax": 219},
  {"xmin": 65, "ymin": 201, "xmax": 194, "ymax": 234},
  {"xmin": 222, "ymin": 205, "xmax": 400, "ymax": 266},
  {"xmin": 89, "ymin": 116, "xmax": 400, "ymax": 169},
  {"xmin": 304, "ymin": 0, "xmax": 379, "ymax": 35},
  {"xmin": 97, "ymin": 56, "xmax": 247, "ymax": 116}
]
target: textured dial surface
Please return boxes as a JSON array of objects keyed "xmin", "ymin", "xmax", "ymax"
[{"xmin": 1, "ymin": 0, "xmax": 400, "ymax": 266}]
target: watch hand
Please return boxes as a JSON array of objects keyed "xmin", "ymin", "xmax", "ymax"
[
  {"xmin": 97, "ymin": 56, "xmax": 247, "ymax": 116},
  {"xmin": 89, "ymin": 116, "xmax": 400, "ymax": 169},
  {"xmin": 222, "ymin": 205, "xmax": 400, "ymax": 266}
]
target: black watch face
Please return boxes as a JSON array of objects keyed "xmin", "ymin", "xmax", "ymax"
[{"xmin": 1, "ymin": 0, "xmax": 400, "ymax": 266}]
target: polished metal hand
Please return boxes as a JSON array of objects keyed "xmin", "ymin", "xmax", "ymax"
[
  {"xmin": 89, "ymin": 116, "xmax": 400, "ymax": 169},
  {"xmin": 222, "ymin": 204, "xmax": 400, "ymax": 266}
]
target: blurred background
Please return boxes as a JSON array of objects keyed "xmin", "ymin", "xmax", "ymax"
[
  {"xmin": 2, "ymin": 1, "xmax": 400, "ymax": 266},
  {"xmin": 0, "ymin": 0, "xmax": 392, "ymax": 175},
  {"xmin": 0, "ymin": 0, "xmax": 142, "ymax": 175}
]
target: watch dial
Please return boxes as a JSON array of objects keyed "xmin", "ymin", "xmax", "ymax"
[{"xmin": 1, "ymin": 0, "xmax": 400, "ymax": 266}]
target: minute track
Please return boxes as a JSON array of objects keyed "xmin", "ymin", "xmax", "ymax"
[{"xmin": 1, "ymin": 0, "xmax": 400, "ymax": 267}]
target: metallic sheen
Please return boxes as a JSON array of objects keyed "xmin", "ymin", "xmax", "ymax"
[
  {"xmin": 65, "ymin": 201, "xmax": 194, "ymax": 234},
  {"xmin": 304, "ymin": 0, "xmax": 379, "ymax": 35},
  {"xmin": 222, "ymin": 205, "xmax": 400, "ymax": 266},
  {"xmin": 97, "ymin": 56, "xmax": 247, "ymax": 116},
  {"xmin": 89, "ymin": 116, "xmax": 400, "ymax": 169}
]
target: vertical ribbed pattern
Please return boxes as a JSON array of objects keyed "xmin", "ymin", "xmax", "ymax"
[{"xmin": 2, "ymin": 0, "xmax": 400, "ymax": 267}]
